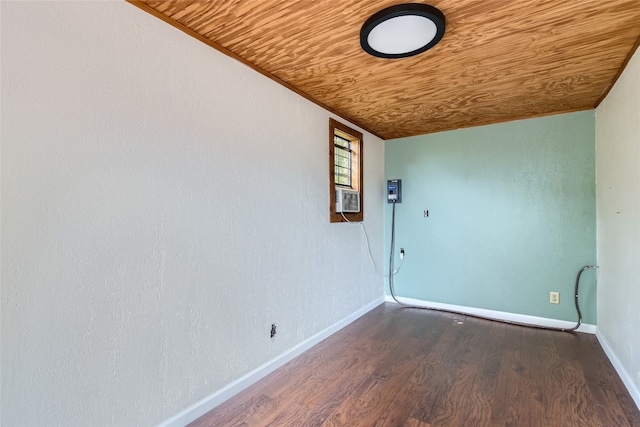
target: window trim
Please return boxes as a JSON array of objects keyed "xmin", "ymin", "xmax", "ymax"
[{"xmin": 329, "ymin": 118, "xmax": 363, "ymax": 223}]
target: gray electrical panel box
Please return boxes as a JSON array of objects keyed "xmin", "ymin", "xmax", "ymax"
[{"xmin": 387, "ymin": 179, "xmax": 402, "ymax": 203}]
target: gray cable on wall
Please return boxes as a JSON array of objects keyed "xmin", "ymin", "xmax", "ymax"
[{"xmin": 387, "ymin": 202, "xmax": 598, "ymax": 333}]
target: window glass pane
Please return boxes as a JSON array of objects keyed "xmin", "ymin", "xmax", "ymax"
[
  {"xmin": 336, "ymin": 175, "xmax": 350, "ymax": 186},
  {"xmin": 335, "ymin": 152, "xmax": 350, "ymax": 167},
  {"xmin": 334, "ymin": 140, "xmax": 352, "ymax": 187},
  {"xmin": 335, "ymin": 165, "xmax": 351, "ymax": 186},
  {"xmin": 334, "ymin": 135, "xmax": 351, "ymax": 150}
]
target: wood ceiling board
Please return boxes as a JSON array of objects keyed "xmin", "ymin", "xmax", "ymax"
[{"xmin": 132, "ymin": 0, "xmax": 640, "ymax": 140}]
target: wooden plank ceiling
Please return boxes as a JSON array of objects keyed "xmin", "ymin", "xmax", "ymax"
[{"xmin": 130, "ymin": 1, "xmax": 640, "ymax": 140}]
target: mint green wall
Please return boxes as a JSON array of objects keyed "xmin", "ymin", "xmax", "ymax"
[{"xmin": 385, "ymin": 111, "xmax": 597, "ymax": 323}]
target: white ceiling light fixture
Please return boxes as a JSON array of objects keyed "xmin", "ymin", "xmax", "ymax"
[{"xmin": 360, "ymin": 3, "xmax": 446, "ymax": 59}]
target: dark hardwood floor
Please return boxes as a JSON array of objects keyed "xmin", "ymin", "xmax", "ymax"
[{"xmin": 190, "ymin": 303, "xmax": 640, "ymax": 426}]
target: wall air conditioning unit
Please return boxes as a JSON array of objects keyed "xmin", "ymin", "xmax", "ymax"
[{"xmin": 335, "ymin": 187, "xmax": 361, "ymax": 213}]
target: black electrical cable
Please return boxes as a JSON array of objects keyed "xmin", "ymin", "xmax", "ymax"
[{"xmin": 387, "ymin": 201, "xmax": 598, "ymax": 333}]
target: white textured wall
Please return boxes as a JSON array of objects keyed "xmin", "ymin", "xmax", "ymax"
[
  {"xmin": 595, "ymin": 48, "xmax": 640, "ymax": 399},
  {"xmin": 0, "ymin": 2, "xmax": 384, "ymax": 425}
]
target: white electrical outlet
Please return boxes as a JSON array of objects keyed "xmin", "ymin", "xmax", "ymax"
[{"xmin": 550, "ymin": 291, "xmax": 560, "ymax": 304}]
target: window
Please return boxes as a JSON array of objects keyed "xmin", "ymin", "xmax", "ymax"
[
  {"xmin": 329, "ymin": 118, "xmax": 363, "ymax": 223},
  {"xmin": 334, "ymin": 134, "xmax": 352, "ymax": 187}
]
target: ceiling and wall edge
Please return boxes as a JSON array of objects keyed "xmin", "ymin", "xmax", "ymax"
[
  {"xmin": 125, "ymin": 0, "xmax": 383, "ymax": 139},
  {"xmin": 594, "ymin": 34, "xmax": 640, "ymax": 108},
  {"xmin": 126, "ymin": 1, "xmax": 640, "ymax": 140}
]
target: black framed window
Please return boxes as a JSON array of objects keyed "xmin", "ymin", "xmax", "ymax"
[
  {"xmin": 329, "ymin": 119, "xmax": 363, "ymax": 223},
  {"xmin": 334, "ymin": 135, "xmax": 352, "ymax": 187}
]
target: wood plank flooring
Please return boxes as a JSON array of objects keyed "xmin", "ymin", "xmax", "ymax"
[{"xmin": 190, "ymin": 303, "xmax": 640, "ymax": 426}]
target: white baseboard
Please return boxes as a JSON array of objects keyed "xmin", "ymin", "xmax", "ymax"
[
  {"xmin": 384, "ymin": 295, "xmax": 596, "ymax": 334},
  {"xmin": 158, "ymin": 297, "xmax": 385, "ymax": 427},
  {"xmin": 595, "ymin": 329, "xmax": 640, "ymax": 411}
]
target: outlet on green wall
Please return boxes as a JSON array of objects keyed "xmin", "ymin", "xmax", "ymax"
[{"xmin": 385, "ymin": 111, "xmax": 597, "ymax": 323}]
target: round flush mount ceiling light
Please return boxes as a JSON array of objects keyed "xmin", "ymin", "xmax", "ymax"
[{"xmin": 360, "ymin": 3, "xmax": 446, "ymax": 59}]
